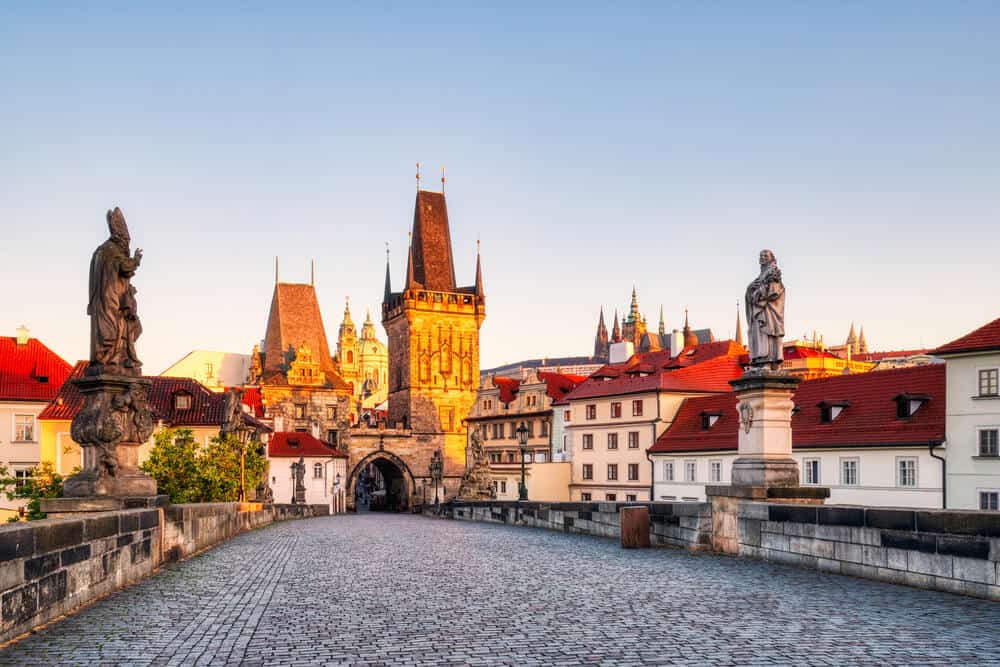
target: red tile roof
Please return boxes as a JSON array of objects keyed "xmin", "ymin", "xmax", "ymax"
[
  {"xmin": 650, "ymin": 364, "xmax": 945, "ymax": 453},
  {"xmin": 0, "ymin": 337, "xmax": 72, "ymax": 403},
  {"xmin": 932, "ymin": 317, "xmax": 1000, "ymax": 356},
  {"xmin": 268, "ymin": 431, "xmax": 347, "ymax": 458},
  {"xmin": 783, "ymin": 345, "xmax": 840, "ymax": 360},
  {"xmin": 39, "ymin": 366, "xmax": 265, "ymax": 429},
  {"xmin": 493, "ymin": 372, "xmax": 588, "ymax": 406},
  {"xmin": 410, "ymin": 191, "xmax": 457, "ymax": 292},
  {"xmin": 855, "ymin": 349, "xmax": 931, "ymax": 362},
  {"xmin": 567, "ymin": 353, "xmax": 745, "ymax": 401}
]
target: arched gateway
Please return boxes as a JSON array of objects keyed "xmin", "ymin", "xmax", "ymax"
[{"xmin": 348, "ymin": 451, "xmax": 417, "ymax": 512}]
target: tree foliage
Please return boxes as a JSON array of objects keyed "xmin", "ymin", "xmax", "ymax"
[
  {"xmin": 141, "ymin": 428, "xmax": 267, "ymax": 503},
  {"xmin": 0, "ymin": 461, "xmax": 66, "ymax": 521}
]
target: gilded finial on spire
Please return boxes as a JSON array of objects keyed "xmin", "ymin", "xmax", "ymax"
[
  {"xmin": 416, "ymin": 162, "xmax": 421, "ymax": 191},
  {"xmin": 441, "ymin": 165, "xmax": 446, "ymax": 194}
]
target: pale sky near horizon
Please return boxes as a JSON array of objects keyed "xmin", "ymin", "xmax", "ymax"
[{"xmin": 2, "ymin": 3, "xmax": 998, "ymax": 374}]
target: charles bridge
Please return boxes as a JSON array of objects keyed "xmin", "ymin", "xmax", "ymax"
[{"xmin": 1, "ymin": 507, "xmax": 999, "ymax": 665}]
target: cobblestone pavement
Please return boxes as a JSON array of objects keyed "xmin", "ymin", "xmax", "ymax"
[{"xmin": 2, "ymin": 514, "xmax": 999, "ymax": 666}]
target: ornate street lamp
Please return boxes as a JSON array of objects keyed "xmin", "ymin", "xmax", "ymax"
[
  {"xmin": 429, "ymin": 449, "xmax": 444, "ymax": 509},
  {"xmin": 516, "ymin": 421, "xmax": 529, "ymax": 501}
]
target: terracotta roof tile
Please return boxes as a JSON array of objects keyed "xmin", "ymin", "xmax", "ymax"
[
  {"xmin": 566, "ymin": 352, "xmax": 744, "ymax": 401},
  {"xmin": 0, "ymin": 337, "xmax": 72, "ymax": 402},
  {"xmin": 932, "ymin": 316, "xmax": 1000, "ymax": 355},
  {"xmin": 410, "ymin": 191, "xmax": 457, "ymax": 292},
  {"xmin": 268, "ymin": 431, "xmax": 347, "ymax": 458},
  {"xmin": 650, "ymin": 364, "xmax": 945, "ymax": 453}
]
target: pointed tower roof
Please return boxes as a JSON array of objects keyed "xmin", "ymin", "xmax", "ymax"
[
  {"xmin": 846, "ymin": 322, "xmax": 857, "ymax": 345},
  {"xmin": 735, "ymin": 302, "xmax": 744, "ymax": 347},
  {"xmin": 339, "ymin": 297, "xmax": 356, "ymax": 340},
  {"xmin": 658, "ymin": 305, "xmax": 666, "ymax": 337},
  {"xmin": 383, "ymin": 245, "xmax": 392, "ymax": 302},
  {"xmin": 362, "ymin": 308, "xmax": 377, "ymax": 341},
  {"xmin": 858, "ymin": 326, "xmax": 868, "ymax": 353},
  {"xmin": 409, "ymin": 190, "xmax": 456, "ymax": 292},
  {"xmin": 262, "ymin": 282, "xmax": 348, "ymax": 389},
  {"xmin": 611, "ymin": 310, "xmax": 622, "ymax": 343},
  {"xmin": 474, "ymin": 240, "xmax": 485, "ymax": 298},
  {"xmin": 597, "ymin": 307, "xmax": 608, "ymax": 336},
  {"xmin": 405, "ymin": 232, "xmax": 416, "ymax": 289},
  {"xmin": 629, "ymin": 286, "xmax": 640, "ymax": 322},
  {"xmin": 683, "ymin": 308, "xmax": 699, "ymax": 348}
]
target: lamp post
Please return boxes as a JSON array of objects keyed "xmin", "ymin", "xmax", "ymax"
[
  {"xmin": 516, "ymin": 421, "xmax": 529, "ymax": 501},
  {"xmin": 236, "ymin": 424, "xmax": 253, "ymax": 503},
  {"xmin": 331, "ymin": 471, "xmax": 342, "ymax": 514}
]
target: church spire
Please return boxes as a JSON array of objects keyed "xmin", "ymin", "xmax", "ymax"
[
  {"xmin": 658, "ymin": 305, "xmax": 666, "ymax": 337},
  {"xmin": 858, "ymin": 326, "xmax": 868, "ymax": 354},
  {"xmin": 735, "ymin": 301, "xmax": 744, "ymax": 347},
  {"xmin": 611, "ymin": 309, "xmax": 622, "ymax": 343},
  {"xmin": 683, "ymin": 308, "xmax": 698, "ymax": 348},
  {"xmin": 629, "ymin": 285, "xmax": 640, "ymax": 322},
  {"xmin": 846, "ymin": 321, "xmax": 857, "ymax": 347},
  {"xmin": 383, "ymin": 243, "xmax": 392, "ymax": 302},
  {"xmin": 594, "ymin": 307, "xmax": 609, "ymax": 359}
]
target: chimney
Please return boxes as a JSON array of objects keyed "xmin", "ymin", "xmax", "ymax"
[
  {"xmin": 609, "ymin": 341, "xmax": 634, "ymax": 364},
  {"xmin": 15, "ymin": 325, "xmax": 29, "ymax": 346},
  {"xmin": 669, "ymin": 329, "xmax": 684, "ymax": 357}
]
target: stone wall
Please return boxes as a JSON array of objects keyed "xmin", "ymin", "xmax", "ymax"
[
  {"xmin": 432, "ymin": 501, "xmax": 714, "ymax": 551},
  {"xmin": 738, "ymin": 503, "xmax": 1000, "ymax": 601},
  {"xmin": 0, "ymin": 502, "xmax": 329, "ymax": 644}
]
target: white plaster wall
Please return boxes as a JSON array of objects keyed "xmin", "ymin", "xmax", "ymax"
[
  {"xmin": 943, "ymin": 353, "xmax": 1000, "ymax": 509},
  {"xmin": 268, "ymin": 455, "xmax": 348, "ymax": 512},
  {"xmin": 650, "ymin": 446, "xmax": 943, "ymax": 508},
  {"xmin": 0, "ymin": 401, "xmax": 46, "ymax": 514}
]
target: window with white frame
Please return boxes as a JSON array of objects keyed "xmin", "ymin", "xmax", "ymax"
[
  {"xmin": 980, "ymin": 490, "xmax": 999, "ymax": 511},
  {"xmin": 13, "ymin": 468, "xmax": 32, "ymax": 489},
  {"xmin": 610, "ymin": 402, "xmax": 622, "ymax": 418},
  {"xmin": 313, "ymin": 463, "xmax": 323, "ymax": 479},
  {"xmin": 979, "ymin": 369, "xmax": 999, "ymax": 397},
  {"xmin": 840, "ymin": 458, "xmax": 859, "ymax": 486},
  {"xmin": 803, "ymin": 458, "xmax": 821, "ymax": 485},
  {"xmin": 979, "ymin": 429, "xmax": 999, "ymax": 457},
  {"xmin": 585, "ymin": 404, "xmax": 596, "ymax": 420},
  {"xmin": 663, "ymin": 461, "xmax": 674, "ymax": 481},
  {"xmin": 627, "ymin": 431, "xmax": 639, "ymax": 449},
  {"xmin": 627, "ymin": 463, "xmax": 639, "ymax": 481},
  {"xmin": 626, "ymin": 494, "xmax": 637, "ymax": 502},
  {"xmin": 684, "ymin": 460, "xmax": 697, "ymax": 482},
  {"xmin": 607, "ymin": 464, "xmax": 618, "ymax": 481},
  {"xmin": 581, "ymin": 492, "xmax": 592, "ymax": 501},
  {"xmin": 14, "ymin": 414, "xmax": 35, "ymax": 442},
  {"xmin": 500, "ymin": 480, "xmax": 507, "ymax": 494},
  {"xmin": 709, "ymin": 460, "xmax": 722, "ymax": 483},
  {"xmin": 582, "ymin": 464, "xmax": 593, "ymax": 480},
  {"xmin": 582, "ymin": 434, "xmax": 594, "ymax": 450},
  {"xmin": 897, "ymin": 457, "xmax": 918, "ymax": 488},
  {"xmin": 607, "ymin": 433, "xmax": 618, "ymax": 450},
  {"xmin": 632, "ymin": 400, "xmax": 643, "ymax": 417}
]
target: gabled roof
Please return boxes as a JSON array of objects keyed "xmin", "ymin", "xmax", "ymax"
[
  {"xmin": 268, "ymin": 431, "xmax": 347, "ymax": 458},
  {"xmin": 492, "ymin": 372, "xmax": 588, "ymax": 406},
  {"xmin": 650, "ymin": 364, "xmax": 945, "ymax": 454},
  {"xmin": 932, "ymin": 316, "xmax": 1000, "ymax": 356},
  {"xmin": 0, "ymin": 336, "xmax": 72, "ymax": 402},
  {"xmin": 409, "ymin": 191, "xmax": 457, "ymax": 292},
  {"xmin": 566, "ymin": 351, "xmax": 745, "ymax": 401},
  {"xmin": 261, "ymin": 282, "xmax": 349, "ymax": 389},
  {"xmin": 40, "ymin": 366, "xmax": 267, "ymax": 429},
  {"xmin": 855, "ymin": 349, "xmax": 932, "ymax": 362}
]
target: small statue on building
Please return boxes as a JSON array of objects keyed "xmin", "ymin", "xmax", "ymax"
[
  {"xmin": 457, "ymin": 430, "xmax": 494, "ymax": 501},
  {"xmin": 744, "ymin": 249, "xmax": 786, "ymax": 371},
  {"xmin": 220, "ymin": 388, "xmax": 244, "ymax": 438},
  {"xmin": 292, "ymin": 457, "xmax": 306, "ymax": 504}
]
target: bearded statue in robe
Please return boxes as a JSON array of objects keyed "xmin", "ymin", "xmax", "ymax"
[
  {"xmin": 88, "ymin": 208, "xmax": 143, "ymax": 376},
  {"xmin": 745, "ymin": 249, "xmax": 786, "ymax": 370}
]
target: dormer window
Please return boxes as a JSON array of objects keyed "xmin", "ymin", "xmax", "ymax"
[
  {"xmin": 288, "ymin": 437, "xmax": 299, "ymax": 448},
  {"xmin": 174, "ymin": 393, "xmax": 192, "ymax": 410},
  {"xmin": 817, "ymin": 400, "xmax": 849, "ymax": 423},
  {"xmin": 894, "ymin": 393, "xmax": 930, "ymax": 419},
  {"xmin": 700, "ymin": 411, "xmax": 722, "ymax": 430}
]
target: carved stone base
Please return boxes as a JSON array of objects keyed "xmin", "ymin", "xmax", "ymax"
[
  {"xmin": 731, "ymin": 456, "xmax": 801, "ymax": 487},
  {"xmin": 40, "ymin": 494, "xmax": 168, "ymax": 517},
  {"xmin": 63, "ymin": 469, "xmax": 158, "ymax": 498}
]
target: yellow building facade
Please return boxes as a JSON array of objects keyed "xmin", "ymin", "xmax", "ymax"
[{"xmin": 335, "ymin": 302, "xmax": 389, "ymax": 413}]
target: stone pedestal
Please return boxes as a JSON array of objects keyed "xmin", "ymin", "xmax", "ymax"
[
  {"xmin": 40, "ymin": 494, "xmax": 168, "ymax": 517},
  {"xmin": 63, "ymin": 373, "xmax": 158, "ymax": 499},
  {"xmin": 729, "ymin": 371, "xmax": 802, "ymax": 487}
]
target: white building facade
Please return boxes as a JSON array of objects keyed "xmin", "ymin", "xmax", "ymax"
[{"xmin": 267, "ymin": 432, "xmax": 348, "ymax": 513}]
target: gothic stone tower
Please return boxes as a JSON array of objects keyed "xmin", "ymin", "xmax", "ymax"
[{"xmin": 382, "ymin": 189, "xmax": 485, "ymax": 495}]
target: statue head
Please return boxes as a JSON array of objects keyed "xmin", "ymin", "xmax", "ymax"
[
  {"xmin": 107, "ymin": 207, "xmax": 130, "ymax": 245},
  {"xmin": 759, "ymin": 249, "xmax": 776, "ymax": 268}
]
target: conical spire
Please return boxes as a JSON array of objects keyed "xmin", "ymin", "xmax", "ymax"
[
  {"xmin": 474, "ymin": 239, "xmax": 485, "ymax": 298},
  {"xmin": 611, "ymin": 309, "xmax": 622, "ymax": 343},
  {"xmin": 735, "ymin": 302, "xmax": 744, "ymax": 347},
  {"xmin": 629, "ymin": 286, "xmax": 640, "ymax": 321},
  {"xmin": 343, "ymin": 297, "xmax": 354, "ymax": 326},
  {"xmin": 362, "ymin": 308, "xmax": 377, "ymax": 340},
  {"xmin": 405, "ymin": 232, "xmax": 417, "ymax": 289},
  {"xmin": 683, "ymin": 308, "xmax": 698, "ymax": 348},
  {"xmin": 658, "ymin": 305, "xmax": 666, "ymax": 337},
  {"xmin": 383, "ymin": 243, "xmax": 392, "ymax": 302},
  {"xmin": 846, "ymin": 322, "xmax": 857, "ymax": 346},
  {"xmin": 858, "ymin": 326, "xmax": 868, "ymax": 354},
  {"xmin": 594, "ymin": 307, "xmax": 610, "ymax": 359}
]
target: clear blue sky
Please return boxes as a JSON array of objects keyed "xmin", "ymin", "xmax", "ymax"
[{"xmin": 2, "ymin": 2, "xmax": 998, "ymax": 373}]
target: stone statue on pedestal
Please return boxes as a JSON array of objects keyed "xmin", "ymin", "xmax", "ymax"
[
  {"xmin": 744, "ymin": 249, "xmax": 785, "ymax": 371},
  {"xmin": 457, "ymin": 429, "xmax": 494, "ymax": 500},
  {"xmin": 63, "ymin": 208, "xmax": 157, "ymax": 499},
  {"xmin": 292, "ymin": 458, "xmax": 306, "ymax": 504}
]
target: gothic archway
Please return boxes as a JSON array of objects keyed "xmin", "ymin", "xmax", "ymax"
[{"xmin": 348, "ymin": 451, "xmax": 417, "ymax": 513}]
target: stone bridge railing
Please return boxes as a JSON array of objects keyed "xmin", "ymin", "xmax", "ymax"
[
  {"xmin": 0, "ymin": 502, "xmax": 328, "ymax": 644},
  {"xmin": 426, "ymin": 500, "xmax": 1000, "ymax": 601}
]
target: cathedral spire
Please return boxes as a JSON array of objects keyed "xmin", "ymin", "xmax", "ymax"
[
  {"xmin": 611, "ymin": 309, "xmax": 622, "ymax": 343},
  {"xmin": 735, "ymin": 301, "xmax": 744, "ymax": 347},
  {"xmin": 383, "ymin": 243, "xmax": 392, "ymax": 302},
  {"xmin": 658, "ymin": 305, "xmax": 666, "ymax": 337},
  {"xmin": 683, "ymin": 308, "xmax": 698, "ymax": 348},
  {"xmin": 858, "ymin": 326, "xmax": 868, "ymax": 354},
  {"xmin": 846, "ymin": 321, "xmax": 857, "ymax": 347},
  {"xmin": 629, "ymin": 285, "xmax": 640, "ymax": 321},
  {"xmin": 594, "ymin": 307, "xmax": 609, "ymax": 359}
]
